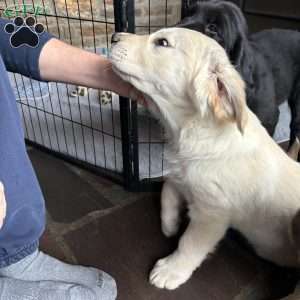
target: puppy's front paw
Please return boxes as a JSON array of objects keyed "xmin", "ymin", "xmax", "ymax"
[
  {"xmin": 149, "ymin": 254, "xmax": 192, "ymax": 290},
  {"xmin": 0, "ymin": 182, "xmax": 6, "ymax": 229}
]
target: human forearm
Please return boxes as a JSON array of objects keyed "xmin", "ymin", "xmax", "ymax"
[{"xmin": 39, "ymin": 38, "xmax": 135, "ymax": 98}]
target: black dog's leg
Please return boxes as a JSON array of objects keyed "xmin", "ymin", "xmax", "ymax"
[
  {"xmin": 289, "ymin": 79, "xmax": 300, "ymax": 148},
  {"xmin": 248, "ymin": 98, "xmax": 279, "ymax": 137},
  {"xmin": 260, "ymin": 105, "xmax": 279, "ymax": 137},
  {"xmin": 247, "ymin": 73, "xmax": 279, "ymax": 137}
]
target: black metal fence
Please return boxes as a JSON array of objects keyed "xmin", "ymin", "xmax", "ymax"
[
  {"xmin": 117, "ymin": 0, "xmax": 174, "ymax": 191},
  {"xmin": 1, "ymin": 0, "xmax": 299, "ymax": 191},
  {"xmin": 0, "ymin": 0, "xmax": 181, "ymax": 191}
]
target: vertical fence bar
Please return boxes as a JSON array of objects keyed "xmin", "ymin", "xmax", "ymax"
[
  {"xmin": 113, "ymin": 0, "xmax": 140, "ymax": 190},
  {"xmin": 126, "ymin": 0, "xmax": 139, "ymax": 190},
  {"xmin": 126, "ymin": 0, "xmax": 140, "ymax": 189},
  {"xmin": 181, "ymin": 0, "xmax": 190, "ymax": 18},
  {"xmin": 113, "ymin": 0, "xmax": 131, "ymax": 189}
]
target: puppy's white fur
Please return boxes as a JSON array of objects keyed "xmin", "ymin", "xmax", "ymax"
[{"xmin": 111, "ymin": 28, "xmax": 300, "ymax": 290}]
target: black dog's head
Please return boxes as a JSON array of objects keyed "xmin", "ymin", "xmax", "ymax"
[{"xmin": 178, "ymin": 0, "xmax": 249, "ymax": 69}]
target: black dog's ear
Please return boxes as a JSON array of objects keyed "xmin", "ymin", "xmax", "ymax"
[
  {"xmin": 224, "ymin": 2, "xmax": 255, "ymax": 89},
  {"xmin": 230, "ymin": 35, "xmax": 244, "ymax": 67},
  {"xmin": 182, "ymin": 0, "xmax": 213, "ymax": 17},
  {"xmin": 229, "ymin": 32, "xmax": 255, "ymax": 91},
  {"xmin": 225, "ymin": 2, "xmax": 248, "ymax": 64},
  {"xmin": 229, "ymin": 0, "xmax": 242, "ymax": 7},
  {"xmin": 182, "ymin": 0, "xmax": 201, "ymax": 18},
  {"xmin": 238, "ymin": 47, "xmax": 255, "ymax": 92}
]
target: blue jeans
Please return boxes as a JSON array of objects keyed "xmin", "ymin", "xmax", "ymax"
[
  {"xmin": 0, "ymin": 57, "xmax": 45, "ymax": 267},
  {"xmin": 0, "ymin": 17, "xmax": 52, "ymax": 268}
]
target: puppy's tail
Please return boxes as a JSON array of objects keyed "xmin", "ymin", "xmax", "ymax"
[{"xmin": 287, "ymin": 138, "xmax": 300, "ymax": 161}]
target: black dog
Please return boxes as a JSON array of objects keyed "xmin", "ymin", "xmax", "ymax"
[{"xmin": 178, "ymin": 0, "xmax": 300, "ymax": 147}]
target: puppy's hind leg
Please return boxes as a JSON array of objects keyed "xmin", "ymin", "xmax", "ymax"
[
  {"xmin": 161, "ymin": 181, "xmax": 184, "ymax": 237},
  {"xmin": 150, "ymin": 212, "xmax": 229, "ymax": 290}
]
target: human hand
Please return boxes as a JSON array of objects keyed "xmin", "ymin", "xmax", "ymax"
[
  {"xmin": 103, "ymin": 61, "xmax": 146, "ymax": 105},
  {"xmin": 0, "ymin": 182, "xmax": 6, "ymax": 229}
]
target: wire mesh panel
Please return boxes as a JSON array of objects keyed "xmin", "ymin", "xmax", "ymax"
[
  {"xmin": 129, "ymin": 0, "xmax": 182, "ymax": 188},
  {"xmin": 0, "ymin": 0, "xmax": 183, "ymax": 190},
  {"xmin": 0, "ymin": 0, "xmax": 127, "ymax": 182}
]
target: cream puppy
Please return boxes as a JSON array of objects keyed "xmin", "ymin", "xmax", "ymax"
[{"xmin": 111, "ymin": 28, "xmax": 300, "ymax": 295}]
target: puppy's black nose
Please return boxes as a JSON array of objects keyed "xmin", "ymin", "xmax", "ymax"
[{"xmin": 111, "ymin": 33, "xmax": 120, "ymax": 44}]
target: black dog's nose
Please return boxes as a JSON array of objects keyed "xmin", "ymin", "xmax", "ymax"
[{"xmin": 111, "ymin": 33, "xmax": 121, "ymax": 44}]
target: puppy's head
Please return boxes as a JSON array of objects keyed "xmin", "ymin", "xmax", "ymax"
[
  {"xmin": 111, "ymin": 28, "xmax": 247, "ymax": 133},
  {"xmin": 178, "ymin": 0, "xmax": 248, "ymax": 67}
]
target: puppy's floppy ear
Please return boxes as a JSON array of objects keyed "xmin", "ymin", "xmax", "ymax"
[{"xmin": 192, "ymin": 55, "xmax": 248, "ymax": 133}]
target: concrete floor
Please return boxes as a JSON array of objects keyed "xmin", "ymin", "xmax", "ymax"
[
  {"xmin": 28, "ymin": 145, "xmax": 297, "ymax": 300},
  {"xmin": 28, "ymin": 146, "xmax": 155, "ymax": 264}
]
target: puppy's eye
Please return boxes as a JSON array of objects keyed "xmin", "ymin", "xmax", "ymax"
[
  {"xmin": 206, "ymin": 23, "xmax": 218, "ymax": 33},
  {"xmin": 155, "ymin": 38, "xmax": 169, "ymax": 47}
]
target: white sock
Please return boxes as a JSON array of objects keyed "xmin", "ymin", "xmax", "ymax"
[
  {"xmin": 0, "ymin": 277, "xmax": 98, "ymax": 300},
  {"xmin": 0, "ymin": 250, "xmax": 117, "ymax": 300}
]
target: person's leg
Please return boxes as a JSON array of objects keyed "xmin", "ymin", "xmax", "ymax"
[{"xmin": 0, "ymin": 65, "xmax": 116, "ymax": 299}]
